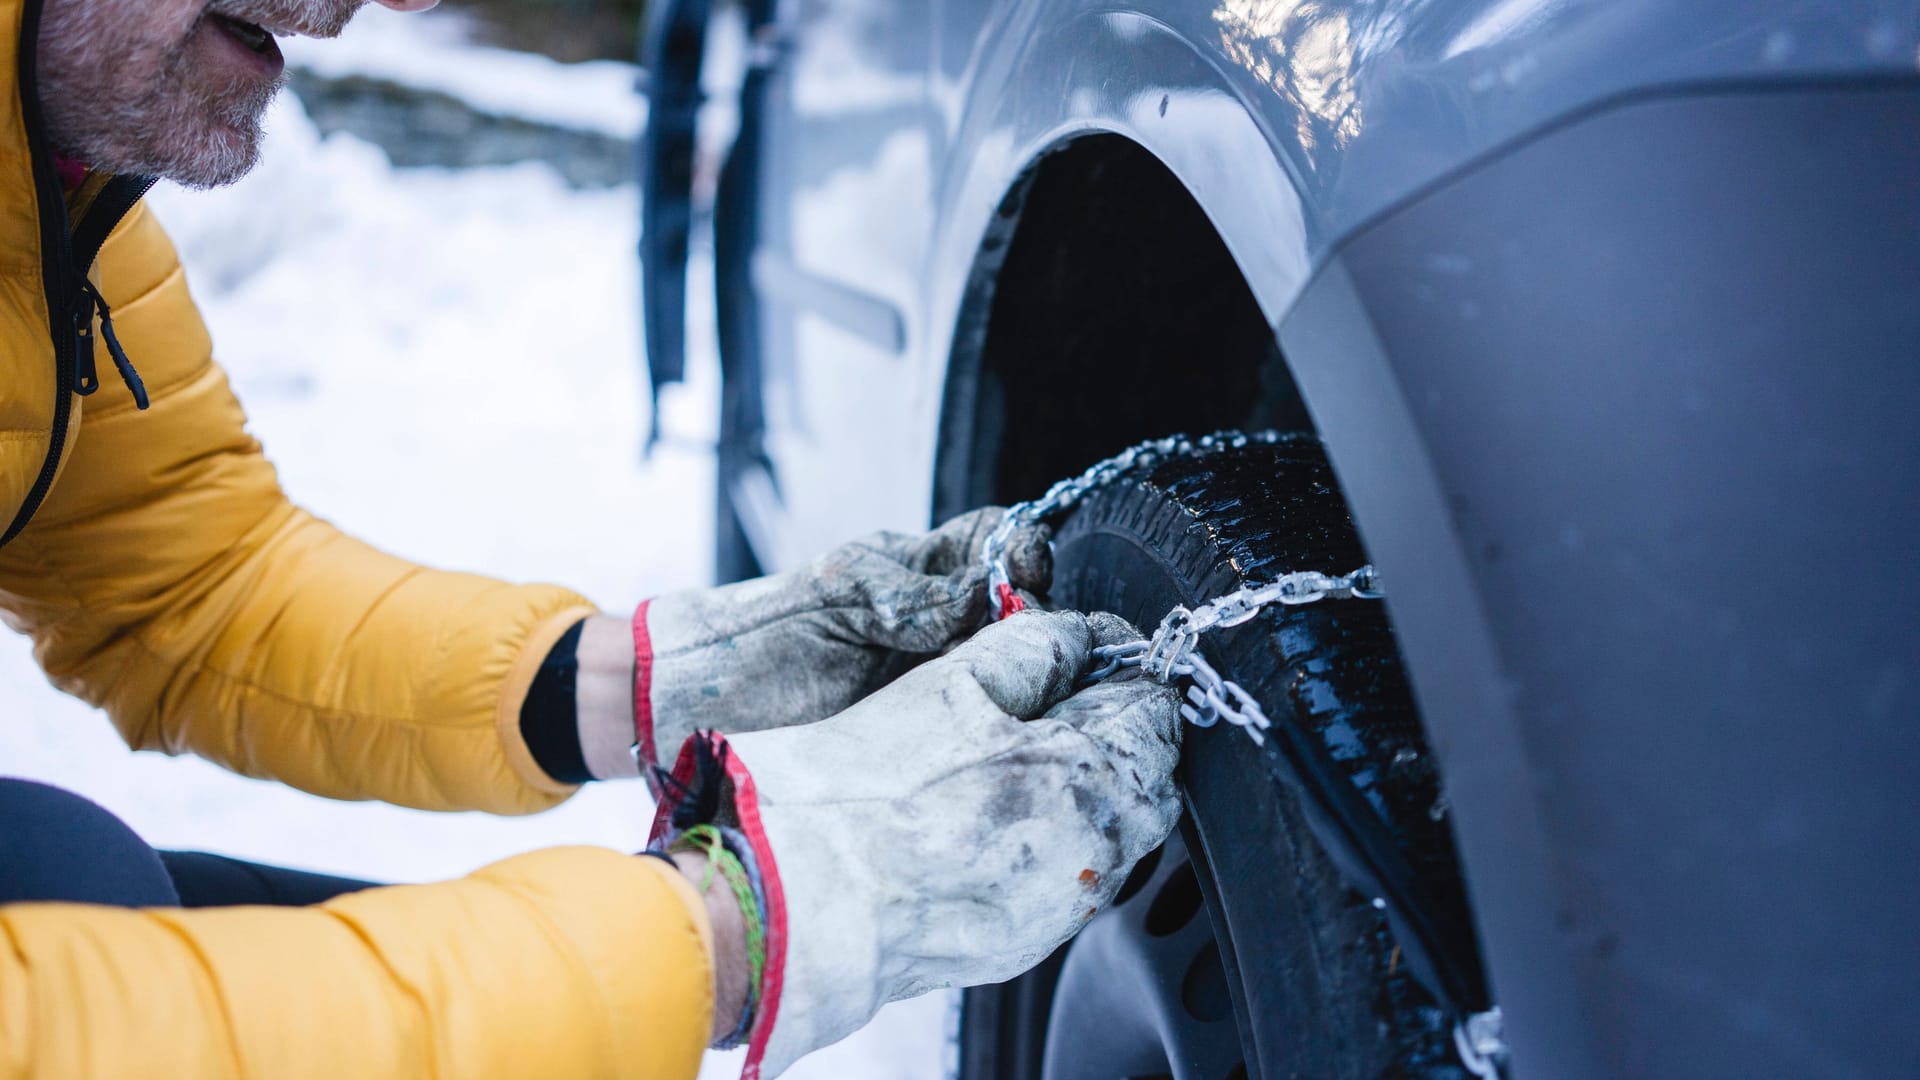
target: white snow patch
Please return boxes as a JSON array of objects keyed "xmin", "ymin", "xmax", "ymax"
[{"xmin": 284, "ymin": 5, "xmax": 646, "ymax": 137}]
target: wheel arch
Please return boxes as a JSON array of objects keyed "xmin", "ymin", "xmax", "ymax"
[{"xmin": 930, "ymin": 132, "xmax": 1313, "ymax": 515}]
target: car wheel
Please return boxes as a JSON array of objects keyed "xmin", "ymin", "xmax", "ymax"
[{"xmin": 959, "ymin": 433, "xmax": 1487, "ymax": 1080}]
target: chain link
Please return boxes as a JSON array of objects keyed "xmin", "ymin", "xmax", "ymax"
[
  {"xmin": 1080, "ymin": 565, "xmax": 1379, "ymax": 746},
  {"xmin": 1453, "ymin": 1008, "xmax": 1508, "ymax": 1079}
]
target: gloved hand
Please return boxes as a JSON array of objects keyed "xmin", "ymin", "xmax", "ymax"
[
  {"xmin": 650, "ymin": 609, "xmax": 1183, "ymax": 1077},
  {"xmin": 632, "ymin": 506, "xmax": 1053, "ymax": 763}
]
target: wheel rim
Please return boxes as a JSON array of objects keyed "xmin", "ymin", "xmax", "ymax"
[{"xmin": 1041, "ymin": 823, "xmax": 1250, "ymax": 1080}]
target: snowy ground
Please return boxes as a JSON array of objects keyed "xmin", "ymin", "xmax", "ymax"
[
  {"xmin": 283, "ymin": 3, "xmax": 646, "ymax": 137},
  {"xmin": 0, "ymin": 12, "xmax": 945, "ymax": 1079}
]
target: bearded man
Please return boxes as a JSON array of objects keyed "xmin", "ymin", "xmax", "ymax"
[{"xmin": 0, "ymin": 1, "xmax": 1184, "ymax": 1076}]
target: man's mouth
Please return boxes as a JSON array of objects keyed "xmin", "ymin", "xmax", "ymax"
[{"xmin": 212, "ymin": 14, "xmax": 279, "ymax": 56}]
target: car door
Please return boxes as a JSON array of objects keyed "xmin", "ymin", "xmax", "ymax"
[{"xmin": 726, "ymin": 0, "xmax": 942, "ymax": 569}]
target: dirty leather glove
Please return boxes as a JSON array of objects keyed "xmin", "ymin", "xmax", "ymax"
[
  {"xmin": 649, "ymin": 609, "xmax": 1183, "ymax": 1077},
  {"xmin": 632, "ymin": 506, "xmax": 1054, "ymax": 763}
]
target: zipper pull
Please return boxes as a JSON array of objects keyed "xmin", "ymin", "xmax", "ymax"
[
  {"xmin": 72, "ymin": 286, "xmax": 100, "ymax": 397},
  {"xmin": 76, "ymin": 279, "xmax": 149, "ymax": 410}
]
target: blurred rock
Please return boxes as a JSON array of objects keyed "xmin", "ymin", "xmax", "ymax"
[{"xmin": 288, "ymin": 69, "xmax": 636, "ymax": 189}]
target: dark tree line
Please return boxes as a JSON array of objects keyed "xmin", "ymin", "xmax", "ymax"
[{"xmin": 450, "ymin": 0, "xmax": 649, "ymax": 63}]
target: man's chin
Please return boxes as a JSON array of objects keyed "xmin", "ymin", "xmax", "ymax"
[
  {"xmin": 164, "ymin": 137, "xmax": 265, "ymax": 189},
  {"xmin": 103, "ymin": 116, "xmax": 264, "ymax": 189},
  {"xmin": 150, "ymin": 94, "xmax": 277, "ymax": 188}
]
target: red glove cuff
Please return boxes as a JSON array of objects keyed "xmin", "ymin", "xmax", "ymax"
[
  {"xmin": 650, "ymin": 731, "xmax": 790, "ymax": 1079},
  {"xmin": 632, "ymin": 600, "xmax": 658, "ymax": 771}
]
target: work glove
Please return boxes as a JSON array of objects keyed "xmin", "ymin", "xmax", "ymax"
[
  {"xmin": 631, "ymin": 507, "xmax": 1053, "ymax": 763},
  {"xmin": 650, "ymin": 609, "xmax": 1183, "ymax": 1078}
]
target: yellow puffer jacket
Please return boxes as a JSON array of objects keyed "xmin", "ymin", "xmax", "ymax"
[{"xmin": 0, "ymin": 0, "xmax": 711, "ymax": 1075}]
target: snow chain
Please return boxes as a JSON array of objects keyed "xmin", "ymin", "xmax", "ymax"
[
  {"xmin": 981, "ymin": 429, "xmax": 1508, "ymax": 1077},
  {"xmin": 982, "ymin": 429, "xmax": 1381, "ymax": 746}
]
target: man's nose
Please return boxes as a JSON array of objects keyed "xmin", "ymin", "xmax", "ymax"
[{"xmin": 370, "ymin": 0, "xmax": 439, "ymax": 10}]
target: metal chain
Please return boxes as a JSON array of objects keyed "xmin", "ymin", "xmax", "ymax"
[
  {"xmin": 982, "ymin": 430, "xmax": 1286, "ymax": 618},
  {"xmin": 1453, "ymin": 1008, "xmax": 1508, "ymax": 1079},
  {"xmin": 983, "ymin": 429, "xmax": 1382, "ymax": 747},
  {"xmin": 1081, "ymin": 565, "xmax": 1382, "ymax": 746},
  {"xmin": 984, "ymin": 429, "xmax": 1504, "ymax": 1079}
]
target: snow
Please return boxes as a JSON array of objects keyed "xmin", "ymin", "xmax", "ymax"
[
  {"xmin": 0, "ymin": 35, "xmax": 945, "ymax": 1080},
  {"xmin": 282, "ymin": 5, "xmax": 646, "ymax": 138}
]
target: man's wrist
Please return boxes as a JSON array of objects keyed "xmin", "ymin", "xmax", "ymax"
[
  {"xmin": 669, "ymin": 850, "xmax": 751, "ymax": 1044},
  {"xmin": 518, "ymin": 619, "xmax": 594, "ymax": 784},
  {"xmin": 576, "ymin": 613, "xmax": 642, "ymax": 779}
]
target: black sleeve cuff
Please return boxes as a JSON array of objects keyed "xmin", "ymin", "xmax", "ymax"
[{"xmin": 519, "ymin": 618, "xmax": 595, "ymax": 785}]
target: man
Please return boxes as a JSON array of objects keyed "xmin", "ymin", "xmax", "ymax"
[{"xmin": 0, "ymin": 0, "xmax": 1184, "ymax": 1077}]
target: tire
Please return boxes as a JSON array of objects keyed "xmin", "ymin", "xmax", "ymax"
[{"xmin": 958, "ymin": 434, "xmax": 1485, "ymax": 1080}]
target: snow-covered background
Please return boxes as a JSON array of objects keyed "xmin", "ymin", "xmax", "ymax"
[{"xmin": 0, "ymin": 8, "xmax": 946, "ymax": 1077}]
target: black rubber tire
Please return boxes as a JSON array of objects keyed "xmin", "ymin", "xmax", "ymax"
[{"xmin": 958, "ymin": 434, "xmax": 1483, "ymax": 1080}]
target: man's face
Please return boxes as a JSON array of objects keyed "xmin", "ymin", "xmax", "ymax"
[{"xmin": 36, "ymin": 0, "xmax": 427, "ymax": 189}]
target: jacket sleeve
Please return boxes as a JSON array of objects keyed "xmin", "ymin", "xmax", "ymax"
[
  {"xmin": 0, "ymin": 200, "xmax": 597, "ymax": 814},
  {"xmin": 0, "ymin": 847, "xmax": 713, "ymax": 1080}
]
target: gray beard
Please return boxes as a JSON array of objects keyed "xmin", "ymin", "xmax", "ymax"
[{"xmin": 36, "ymin": 0, "xmax": 356, "ymax": 189}]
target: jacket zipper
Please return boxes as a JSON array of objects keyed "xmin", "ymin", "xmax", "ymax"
[
  {"xmin": 75, "ymin": 276, "xmax": 152, "ymax": 410},
  {"xmin": 71, "ymin": 175, "xmax": 159, "ymax": 411},
  {"xmin": 72, "ymin": 174, "xmax": 158, "ymax": 269},
  {"xmin": 1, "ymin": 0, "xmax": 156, "ymax": 550}
]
